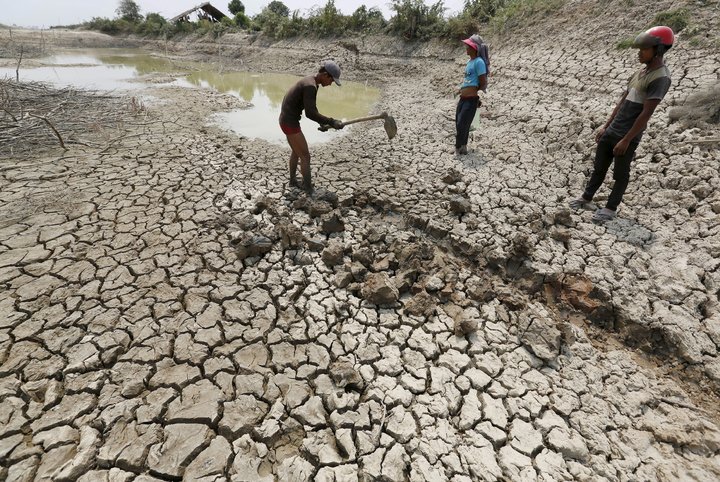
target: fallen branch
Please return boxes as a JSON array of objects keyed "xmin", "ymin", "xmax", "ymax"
[
  {"xmin": 687, "ymin": 138, "xmax": 720, "ymax": 144},
  {"xmin": 27, "ymin": 112, "xmax": 68, "ymax": 150}
]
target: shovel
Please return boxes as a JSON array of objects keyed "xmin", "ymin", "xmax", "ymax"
[{"xmin": 319, "ymin": 112, "xmax": 397, "ymax": 139}]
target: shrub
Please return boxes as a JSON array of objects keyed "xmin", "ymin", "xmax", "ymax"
[
  {"xmin": 388, "ymin": 0, "xmax": 447, "ymax": 40},
  {"xmin": 616, "ymin": 36, "xmax": 635, "ymax": 49},
  {"xmin": 276, "ymin": 12, "xmax": 305, "ymax": 38},
  {"xmin": 306, "ymin": 1, "xmax": 347, "ymax": 37},
  {"xmin": 462, "ymin": 0, "xmax": 507, "ymax": 23},
  {"xmin": 139, "ymin": 12, "xmax": 167, "ymax": 35},
  {"xmin": 444, "ymin": 13, "xmax": 480, "ymax": 40},
  {"xmin": 234, "ymin": 12, "xmax": 251, "ymax": 28},
  {"xmin": 348, "ymin": 6, "xmax": 387, "ymax": 32},
  {"xmin": 653, "ymin": 8, "xmax": 689, "ymax": 33},
  {"xmin": 491, "ymin": 0, "xmax": 565, "ymax": 33}
]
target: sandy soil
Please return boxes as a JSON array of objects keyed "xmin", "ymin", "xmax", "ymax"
[{"xmin": 1, "ymin": 5, "xmax": 720, "ymax": 479}]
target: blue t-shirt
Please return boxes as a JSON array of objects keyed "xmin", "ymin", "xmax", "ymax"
[{"xmin": 460, "ymin": 57, "xmax": 487, "ymax": 89}]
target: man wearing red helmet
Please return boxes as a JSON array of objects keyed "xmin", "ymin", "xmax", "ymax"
[{"xmin": 569, "ymin": 26, "xmax": 674, "ymax": 222}]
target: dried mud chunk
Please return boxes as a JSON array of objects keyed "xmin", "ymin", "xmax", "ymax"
[
  {"xmin": 449, "ymin": 196, "xmax": 472, "ymax": 214},
  {"xmin": 361, "ymin": 273, "xmax": 399, "ymax": 306},
  {"xmin": 321, "ymin": 240, "xmax": 344, "ymax": 266},
  {"xmin": 519, "ymin": 306, "xmax": 561, "ymax": 361},
  {"xmin": 233, "ymin": 234, "xmax": 273, "ymax": 260},
  {"xmin": 329, "ymin": 361, "xmax": 364, "ymax": 391},
  {"xmin": 320, "ymin": 211, "xmax": 345, "ymax": 234},
  {"xmin": 276, "ymin": 220, "xmax": 304, "ymax": 249},
  {"xmin": 403, "ymin": 291, "xmax": 436, "ymax": 317},
  {"xmin": 442, "ymin": 168, "xmax": 463, "ymax": 184}
]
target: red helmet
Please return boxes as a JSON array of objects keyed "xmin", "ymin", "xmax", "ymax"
[{"xmin": 633, "ymin": 26, "xmax": 675, "ymax": 49}]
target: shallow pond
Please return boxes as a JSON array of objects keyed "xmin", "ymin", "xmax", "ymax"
[{"xmin": 0, "ymin": 48, "xmax": 380, "ymax": 144}]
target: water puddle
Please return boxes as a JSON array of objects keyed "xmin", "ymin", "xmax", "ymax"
[
  {"xmin": 179, "ymin": 71, "xmax": 379, "ymax": 144},
  {"xmin": 0, "ymin": 48, "xmax": 380, "ymax": 144},
  {"xmin": 0, "ymin": 49, "xmax": 180, "ymax": 90}
]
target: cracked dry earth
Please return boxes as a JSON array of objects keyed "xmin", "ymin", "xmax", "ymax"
[{"xmin": 2, "ymin": 27, "xmax": 720, "ymax": 482}]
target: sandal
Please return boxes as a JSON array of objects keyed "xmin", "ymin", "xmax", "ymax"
[
  {"xmin": 568, "ymin": 197, "xmax": 589, "ymax": 210},
  {"xmin": 592, "ymin": 208, "xmax": 616, "ymax": 223}
]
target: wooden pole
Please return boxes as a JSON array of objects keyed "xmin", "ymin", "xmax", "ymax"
[{"xmin": 16, "ymin": 45, "xmax": 23, "ymax": 82}]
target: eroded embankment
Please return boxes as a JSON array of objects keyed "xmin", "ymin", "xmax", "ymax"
[{"xmin": 1, "ymin": 5, "xmax": 720, "ymax": 479}]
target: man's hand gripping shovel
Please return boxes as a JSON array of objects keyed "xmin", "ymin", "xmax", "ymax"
[{"xmin": 319, "ymin": 112, "xmax": 397, "ymax": 140}]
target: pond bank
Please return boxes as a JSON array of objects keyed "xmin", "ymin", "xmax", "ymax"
[{"xmin": 1, "ymin": 22, "xmax": 719, "ymax": 481}]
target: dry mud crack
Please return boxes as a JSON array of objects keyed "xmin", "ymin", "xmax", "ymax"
[{"xmin": 1, "ymin": 22, "xmax": 720, "ymax": 481}]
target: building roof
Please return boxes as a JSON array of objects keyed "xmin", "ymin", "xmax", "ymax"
[{"xmin": 170, "ymin": 2, "xmax": 228, "ymax": 23}]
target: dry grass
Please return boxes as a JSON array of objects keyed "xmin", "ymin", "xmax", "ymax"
[{"xmin": 669, "ymin": 83, "xmax": 720, "ymax": 128}]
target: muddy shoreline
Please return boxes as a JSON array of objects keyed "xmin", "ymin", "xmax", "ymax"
[{"xmin": 1, "ymin": 23, "xmax": 720, "ymax": 481}]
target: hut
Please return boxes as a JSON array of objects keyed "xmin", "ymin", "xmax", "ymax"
[{"xmin": 170, "ymin": 2, "xmax": 228, "ymax": 23}]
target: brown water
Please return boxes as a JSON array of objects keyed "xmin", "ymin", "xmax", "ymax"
[
  {"xmin": 178, "ymin": 71, "xmax": 380, "ymax": 144},
  {"xmin": 1, "ymin": 48, "xmax": 380, "ymax": 144}
]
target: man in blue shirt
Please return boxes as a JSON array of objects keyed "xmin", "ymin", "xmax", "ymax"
[{"xmin": 455, "ymin": 36, "xmax": 487, "ymax": 155}]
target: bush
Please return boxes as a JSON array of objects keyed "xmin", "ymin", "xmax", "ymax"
[
  {"xmin": 462, "ymin": 0, "xmax": 507, "ymax": 23},
  {"xmin": 491, "ymin": 0, "xmax": 564, "ymax": 33},
  {"xmin": 234, "ymin": 12, "xmax": 251, "ymax": 29},
  {"xmin": 276, "ymin": 12, "xmax": 305, "ymax": 38},
  {"xmin": 616, "ymin": 36, "xmax": 635, "ymax": 50},
  {"xmin": 253, "ymin": 9, "xmax": 286, "ymax": 37},
  {"xmin": 653, "ymin": 8, "xmax": 689, "ymax": 33},
  {"xmin": 306, "ymin": 0, "xmax": 347, "ymax": 37},
  {"xmin": 444, "ymin": 13, "xmax": 480, "ymax": 40},
  {"xmin": 348, "ymin": 6, "xmax": 387, "ymax": 32},
  {"xmin": 388, "ymin": 0, "xmax": 447, "ymax": 40},
  {"xmin": 138, "ymin": 12, "xmax": 167, "ymax": 35}
]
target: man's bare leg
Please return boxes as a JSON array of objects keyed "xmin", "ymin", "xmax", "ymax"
[
  {"xmin": 288, "ymin": 150, "xmax": 299, "ymax": 187},
  {"xmin": 286, "ymin": 132, "xmax": 312, "ymax": 192}
]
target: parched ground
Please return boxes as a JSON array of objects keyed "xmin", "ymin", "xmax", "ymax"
[{"xmin": 1, "ymin": 1, "xmax": 720, "ymax": 479}]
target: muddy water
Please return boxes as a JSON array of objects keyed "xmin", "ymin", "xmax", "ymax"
[
  {"xmin": 180, "ymin": 71, "xmax": 380, "ymax": 144},
  {"xmin": 0, "ymin": 49, "xmax": 180, "ymax": 90},
  {"xmin": 0, "ymin": 48, "xmax": 380, "ymax": 144}
]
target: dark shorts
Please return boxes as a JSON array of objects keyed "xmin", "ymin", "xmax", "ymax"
[{"xmin": 280, "ymin": 123, "xmax": 301, "ymax": 135}]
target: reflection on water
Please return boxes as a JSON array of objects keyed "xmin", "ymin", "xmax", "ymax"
[
  {"xmin": 0, "ymin": 48, "xmax": 380, "ymax": 144},
  {"xmin": 0, "ymin": 49, "xmax": 181, "ymax": 90},
  {"xmin": 181, "ymin": 71, "xmax": 379, "ymax": 144}
]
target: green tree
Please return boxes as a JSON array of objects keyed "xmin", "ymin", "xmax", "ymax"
[
  {"xmin": 349, "ymin": 5, "xmax": 386, "ymax": 32},
  {"xmin": 267, "ymin": 1, "xmax": 290, "ymax": 17},
  {"xmin": 116, "ymin": 0, "xmax": 142, "ymax": 22},
  {"xmin": 140, "ymin": 12, "xmax": 167, "ymax": 35},
  {"xmin": 389, "ymin": 0, "xmax": 446, "ymax": 40},
  {"xmin": 228, "ymin": 0, "xmax": 245, "ymax": 15},
  {"xmin": 307, "ymin": 1, "xmax": 346, "ymax": 37},
  {"xmin": 234, "ymin": 12, "xmax": 251, "ymax": 28}
]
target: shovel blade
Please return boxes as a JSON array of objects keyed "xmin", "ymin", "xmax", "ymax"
[{"xmin": 383, "ymin": 115, "xmax": 397, "ymax": 140}]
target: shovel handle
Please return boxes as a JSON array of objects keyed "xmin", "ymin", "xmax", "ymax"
[
  {"xmin": 318, "ymin": 112, "xmax": 388, "ymax": 132},
  {"xmin": 339, "ymin": 113, "xmax": 387, "ymax": 126}
]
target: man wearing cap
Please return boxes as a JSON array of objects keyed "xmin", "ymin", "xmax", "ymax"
[
  {"xmin": 279, "ymin": 60, "xmax": 344, "ymax": 193},
  {"xmin": 454, "ymin": 36, "xmax": 487, "ymax": 155},
  {"xmin": 569, "ymin": 26, "xmax": 674, "ymax": 223}
]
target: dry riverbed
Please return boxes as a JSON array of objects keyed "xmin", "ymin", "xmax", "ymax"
[{"xmin": 1, "ymin": 25, "xmax": 719, "ymax": 481}]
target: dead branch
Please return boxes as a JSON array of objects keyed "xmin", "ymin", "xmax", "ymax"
[
  {"xmin": 1, "ymin": 79, "xmax": 149, "ymax": 157},
  {"xmin": 687, "ymin": 138, "xmax": 720, "ymax": 144},
  {"xmin": 27, "ymin": 112, "xmax": 68, "ymax": 150}
]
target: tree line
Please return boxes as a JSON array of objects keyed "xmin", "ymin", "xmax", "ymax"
[{"xmin": 82, "ymin": 0, "xmax": 566, "ymax": 41}]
